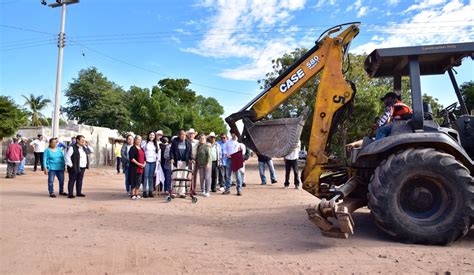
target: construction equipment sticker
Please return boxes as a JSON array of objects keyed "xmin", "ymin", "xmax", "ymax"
[
  {"xmin": 306, "ymin": 55, "xmax": 320, "ymax": 70},
  {"xmin": 279, "ymin": 68, "xmax": 305, "ymax": 93}
]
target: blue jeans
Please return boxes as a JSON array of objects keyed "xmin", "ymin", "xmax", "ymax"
[
  {"xmin": 163, "ymin": 167, "xmax": 172, "ymax": 192},
  {"xmin": 225, "ymin": 159, "xmax": 242, "ymax": 192},
  {"xmin": 124, "ymin": 165, "xmax": 130, "ymax": 192},
  {"xmin": 258, "ymin": 160, "xmax": 276, "ymax": 183},
  {"xmin": 143, "ymin": 161, "xmax": 156, "ymax": 193},
  {"xmin": 376, "ymin": 124, "xmax": 393, "ymax": 140},
  {"xmin": 48, "ymin": 170, "xmax": 64, "ymax": 194},
  {"xmin": 17, "ymin": 158, "xmax": 25, "ymax": 174}
]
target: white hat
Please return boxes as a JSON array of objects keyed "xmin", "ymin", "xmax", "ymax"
[
  {"xmin": 156, "ymin": 130, "xmax": 164, "ymax": 136},
  {"xmin": 187, "ymin": 128, "xmax": 197, "ymax": 134},
  {"xmin": 208, "ymin": 132, "xmax": 216, "ymax": 137}
]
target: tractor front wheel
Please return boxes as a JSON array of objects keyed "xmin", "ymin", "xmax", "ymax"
[{"xmin": 368, "ymin": 148, "xmax": 473, "ymax": 245}]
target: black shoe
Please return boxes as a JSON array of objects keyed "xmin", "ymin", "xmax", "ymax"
[
  {"xmin": 68, "ymin": 195, "xmax": 75, "ymax": 199},
  {"xmin": 231, "ymin": 182, "xmax": 236, "ymax": 186},
  {"xmin": 59, "ymin": 192, "xmax": 68, "ymax": 196},
  {"xmin": 242, "ymin": 183, "xmax": 246, "ymax": 187},
  {"xmin": 223, "ymin": 190, "xmax": 230, "ymax": 195},
  {"xmin": 49, "ymin": 193, "xmax": 56, "ymax": 198},
  {"xmin": 261, "ymin": 182, "xmax": 267, "ymax": 185},
  {"xmin": 271, "ymin": 180, "xmax": 278, "ymax": 184},
  {"xmin": 77, "ymin": 193, "xmax": 86, "ymax": 197},
  {"xmin": 143, "ymin": 192, "xmax": 148, "ymax": 198},
  {"xmin": 211, "ymin": 189, "xmax": 217, "ymax": 193},
  {"xmin": 237, "ymin": 191, "xmax": 242, "ymax": 196},
  {"xmin": 148, "ymin": 191, "xmax": 154, "ymax": 198}
]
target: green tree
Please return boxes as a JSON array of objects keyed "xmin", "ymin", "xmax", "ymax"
[
  {"xmin": 62, "ymin": 67, "xmax": 131, "ymax": 132},
  {"xmin": 125, "ymin": 79, "xmax": 226, "ymax": 136},
  {"xmin": 460, "ymin": 81, "xmax": 474, "ymax": 113},
  {"xmin": 22, "ymin": 94, "xmax": 51, "ymax": 126},
  {"xmin": 0, "ymin": 96, "xmax": 28, "ymax": 139}
]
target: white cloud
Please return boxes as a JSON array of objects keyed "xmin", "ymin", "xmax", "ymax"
[
  {"xmin": 185, "ymin": 0, "xmax": 306, "ymax": 80},
  {"xmin": 315, "ymin": 0, "xmax": 336, "ymax": 9},
  {"xmin": 357, "ymin": 6, "xmax": 368, "ymax": 17},
  {"xmin": 405, "ymin": 0, "xmax": 447, "ymax": 12},
  {"xmin": 352, "ymin": 0, "xmax": 474, "ymax": 54},
  {"xmin": 388, "ymin": 0, "xmax": 400, "ymax": 5}
]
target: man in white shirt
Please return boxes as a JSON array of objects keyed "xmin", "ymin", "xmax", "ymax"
[
  {"xmin": 284, "ymin": 140, "xmax": 301, "ymax": 189},
  {"xmin": 31, "ymin": 134, "xmax": 46, "ymax": 172},
  {"xmin": 65, "ymin": 135, "xmax": 90, "ymax": 198},
  {"xmin": 223, "ymin": 131, "xmax": 245, "ymax": 196}
]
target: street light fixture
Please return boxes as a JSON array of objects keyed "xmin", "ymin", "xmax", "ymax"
[{"xmin": 42, "ymin": 0, "xmax": 79, "ymax": 138}]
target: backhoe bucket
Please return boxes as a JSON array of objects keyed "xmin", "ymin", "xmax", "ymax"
[{"xmin": 241, "ymin": 110, "xmax": 308, "ymax": 158}]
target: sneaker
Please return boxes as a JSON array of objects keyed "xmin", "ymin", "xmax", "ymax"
[
  {"xmin": 219, "ymin": 187, "xmax": 225, "ymax": 192},
  {"xmin": 223, "ymin": 190, "xmax": 230, "ymax": 195},
  {"xmin": 131, "ymin": 195, "xmax": 137, "ymax": 200},
  {"xmin": 237, "ymin": 191, "xmax": 242, "ymax": 196},
  {"xmin": 136, "ymin": 195, "xmax": 142, "ymax": 199},
  {"xmin": 271, "ymin": 180, "xmax": 278, "ymax": 184},
  {"xmin": 204, "ymin": 193, "xmax": 210, "ymax": 198},
  {"xmin": 261, "ymin": 182, "xmax": 267, "ymax": 185},
  {"xmin": 284, "ymin": 186, "xmax": 290, "ymax": 189},
  {"xmin": 242, "ymin": 183, "xmax": 246, "ymax": 187},
  {"xmin": 201, "ymin": 191, "xmax": 207, "ymax": 197},
  {"xmin": 49, "ymin": 193, "xmax": 56, "ymax": 198}
]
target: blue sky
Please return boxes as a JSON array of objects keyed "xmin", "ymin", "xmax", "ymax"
[{"xmin": 1, "ymin": 0, "xmax": 473, "ymax": 121}]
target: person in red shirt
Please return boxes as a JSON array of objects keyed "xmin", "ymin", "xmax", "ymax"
[
  {"xmin": 5, "ymin": 137, "xmax": 23, "ymax": 179},
  {"xmin": 375, "ymin": 92, "xmax": 413, "ymax": 140},
  {"xmin": 128, "ymin": 135, "xmax": 145, "ymax": 200}
]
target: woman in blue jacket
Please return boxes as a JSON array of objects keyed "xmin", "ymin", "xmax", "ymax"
[{"xmin": 43, "ymin": 138, "xmax": 66, "ymax": 197}]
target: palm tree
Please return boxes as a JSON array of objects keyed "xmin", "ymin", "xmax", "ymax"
[{"xmin": 22, "ymin": 94, "xmax": 51, "ymax": 126}]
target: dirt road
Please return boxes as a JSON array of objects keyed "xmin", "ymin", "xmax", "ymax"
[{"xmin": 0, "ymin": 159, "xmax": 472, "ymax": 274}]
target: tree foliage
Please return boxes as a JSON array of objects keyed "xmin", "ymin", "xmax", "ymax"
[
  {"xmin": 126, "ymin": 79, "xmax": 226, "ymax": 136},
  {"xmin": 0, "ymin": 96, "xmax": 28, "ymax": 139},
  {"xmin": 62, "ymin": 67, "xmax": 131, "ymax": 132},
  {"xmin": 61, "ymin": 68, "xmax": 226, "ymax": 136},
  {"xmin": 22, "ymin": 94, "xmax": 51, "ymax": 126},
  {"xmin": 460, "ymin": 81, "xmax": 474, "ymax": 113}
]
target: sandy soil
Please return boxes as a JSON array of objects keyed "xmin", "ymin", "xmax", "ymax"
[{"xmin": 0, "ymin": 159, "xmax": 472, "ymax": 274}]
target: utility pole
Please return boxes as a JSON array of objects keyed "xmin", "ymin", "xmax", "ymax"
[{"xmin": 44, "ymin": 0, "xmax": 79, "ymax": 138}]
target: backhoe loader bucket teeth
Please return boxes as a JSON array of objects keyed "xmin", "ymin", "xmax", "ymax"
[{"xmin": 241, "ymin": 110, "xmax": 308, "ymax": 158}]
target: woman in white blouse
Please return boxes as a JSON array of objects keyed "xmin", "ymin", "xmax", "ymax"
[{"xmin": 141, "ymin": 131, "xmax": 160, "ymax": 198}]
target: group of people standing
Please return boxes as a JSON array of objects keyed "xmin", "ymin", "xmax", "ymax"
[
  {"xmin": 4, "ymin": 134, "xmax": 94, "ymax": 199},
  {"xmin": 118, "ymin": 128, "xmax": 256, "ymax": 200}
]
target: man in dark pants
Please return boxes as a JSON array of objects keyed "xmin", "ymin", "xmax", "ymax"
[
  {"xmin": 31, "ymin": 134, "xmax": 46, "ymax": 172},
  {"xmin": 65, "ymin": 135, "xmax": 89, "ymax": 198},
  {"xmin": 284, "ymin": 140, "xmax": 301, "ymax": 189},
  {"xmin": 208, "ymin": 132, "xmax": 221, "ymax": 192}
]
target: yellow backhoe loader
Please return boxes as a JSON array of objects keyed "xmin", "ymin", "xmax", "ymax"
[{"xmin": 226, "ymin": 22, "xmax": 474, "ymax": 245}]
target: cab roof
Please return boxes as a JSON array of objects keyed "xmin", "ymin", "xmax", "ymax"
[{"xmin": 364, "ymin": 42, "xmax": 474, "ymax": 77}]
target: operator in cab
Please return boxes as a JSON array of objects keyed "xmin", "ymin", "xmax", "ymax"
[{"xmin": 374, "ymin": 92, "xmax": 412, "ymax": 140}]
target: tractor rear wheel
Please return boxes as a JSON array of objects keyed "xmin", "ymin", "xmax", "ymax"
[{"xmin": 368, "ymin": 148, "xmax": 473, "ymax": 245}]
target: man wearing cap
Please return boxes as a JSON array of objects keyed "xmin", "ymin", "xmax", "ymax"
[
  {"xmin": 5, "ymin": 137, "xmax": 23, "ymax": 179},
  {"xmin": 16, "ymin": 134, "xmax": 28, "ymax": 175},
  {"xmin": 375, "ymin": 92, "xmax": 412, "ymax": 140},
  {"xmin": 207, "ymin": 132, "xmax": 222, "ymax": 192}
]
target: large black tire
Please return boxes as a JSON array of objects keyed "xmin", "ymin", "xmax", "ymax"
[{"xmin": 368, "ymin": 148, "xmax": 473, "ymax": 245}]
